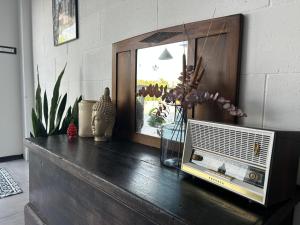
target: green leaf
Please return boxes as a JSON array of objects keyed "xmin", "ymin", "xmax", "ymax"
[
  {"xmin": 32, "ymin": 108, "xmax": 47, "ymax": 137},
  {"xmin": 32, "ymin": 108, "xmax": 38, "ymax": 137},
  {"xmin": 35, "ymin": 67, "xmax": 42, "ymax": 121},
  {"xmin": 59, "ymin": 106, "xmax": 72, "ymax": 134},
  {"xmin": 50, "ymin": 93, "xmax": 67, "ymax": 135},
  {"xmin": 71, "ymin": 96, "xmax": 82, "ymax": 128},
  {"xmin": 56, "ymin": 93, "xmax": 67, "ymax": 127},
  {"xmin": 148, "ymin": 108, "xmax": 157, "ymax": 116},
  {"xmin": 43, "ymin": 91, "xmax": 48, "ymax": 131},
  {"xmin": 49, "ymin": 64, "xmax": 66, "ymax": 132},
  {"xmin": 38, "ymin": 120, "xmax": 47, "ymax": 137}
]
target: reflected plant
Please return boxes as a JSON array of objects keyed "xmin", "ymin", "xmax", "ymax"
[
  {"xmin": 137, "ymin": 78, "xmax": 169, "ymax": 101},
  {"xmin": 147, "ymin": 102, "xmax": 170, "ymax": 128}
]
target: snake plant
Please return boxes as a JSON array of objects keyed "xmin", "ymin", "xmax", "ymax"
[{"xmin": 31, "ymin": 65, "xmax": 82, "ymax": 138}]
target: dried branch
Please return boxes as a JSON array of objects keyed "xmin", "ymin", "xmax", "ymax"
[{"xmin": 137, "ymin": 60, "xmax": 247, "ymax": 117}]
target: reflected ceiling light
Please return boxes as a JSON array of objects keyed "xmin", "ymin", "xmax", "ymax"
[
  {"xmin": 158, "ymin": 48, "xmax": 173, "ymax": 60},
  {"xmin": 152, "ymin": 64, "xmax": 159, "ymax": 71}
]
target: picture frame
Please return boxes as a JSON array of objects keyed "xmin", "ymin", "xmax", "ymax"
[{"xmin": 52, "ymin": 0, "xmax": 79, "ymax": 46}]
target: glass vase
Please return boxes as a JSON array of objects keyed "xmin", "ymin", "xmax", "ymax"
[{"xmin": 160, "ymin": 106, "xmax": 186, "ymax": 169}]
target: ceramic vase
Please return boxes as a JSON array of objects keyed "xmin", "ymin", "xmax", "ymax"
[{"xmin": 78, "ymin": 100, "xmax": 97, "ymax": 137}]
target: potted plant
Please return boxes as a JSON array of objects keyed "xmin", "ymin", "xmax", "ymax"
[{"xmin": 31, "ymin": 65, "xmax": 82, "ymax": 138}]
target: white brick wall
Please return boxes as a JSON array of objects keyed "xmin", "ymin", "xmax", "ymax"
[
  {"xmin": 31, "ymin": 0, "xmax": 300, "ymax": 223},
  {"xmin": 30, "ymin": 0, "xmax": 300, "ymax": 129}
]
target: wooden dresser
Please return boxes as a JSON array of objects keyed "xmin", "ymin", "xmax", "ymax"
[{"xmin": 24, "ymin": 136, "xmax": 299, "ymax": 225}]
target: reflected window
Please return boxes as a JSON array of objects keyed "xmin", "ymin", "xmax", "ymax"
[{"xmin": 136, "ymin": 41, "xmax": 188, "ymax": 137}]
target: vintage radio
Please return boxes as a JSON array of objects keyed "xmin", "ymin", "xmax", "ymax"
[{"xmin": 181, "ymin": 119, "xmax": 300, "ymax": 206}]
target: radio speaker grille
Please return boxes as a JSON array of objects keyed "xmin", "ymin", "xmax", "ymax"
[{"xmin": 189, "ymin": 121, "xmax": 274, "ymax": 168}]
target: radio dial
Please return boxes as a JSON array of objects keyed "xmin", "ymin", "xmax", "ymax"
[{"xmin": 249, "ymin": 172, "xmax": 257, "ymax": 180}]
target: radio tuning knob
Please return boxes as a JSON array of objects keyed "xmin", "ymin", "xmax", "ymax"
[
  {"xmin": 249, "ymin": 172, "xmax": 257, "ymax": 180},
  {"xmin": 192, "ymin": 154, "xmax": 203, "ymax": 161}
]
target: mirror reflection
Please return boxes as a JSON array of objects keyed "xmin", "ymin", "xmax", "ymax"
[{"xmin": 136, "ymin": 41, "xmax": 188, "ymax": 137}]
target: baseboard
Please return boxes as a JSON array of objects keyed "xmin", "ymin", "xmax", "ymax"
[
  {"xmin": 24, "ymin": 203, "xmax": 47, "ymax": 225},
  {"xmin": 0, "ymin": 154, "xmax": 23, "ymax": 162}
]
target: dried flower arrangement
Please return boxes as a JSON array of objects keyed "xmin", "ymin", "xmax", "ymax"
[
  {"xmin": 137, "ymin": 55, "xmax": 246, "ymax": 118},
  {"xmin": 137, "ymin": 14, "xmax": 246, "ymax": 168}
]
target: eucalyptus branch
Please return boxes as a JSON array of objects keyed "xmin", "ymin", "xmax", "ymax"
[{"xmin": 137, "ymin": 63, "xmax": 247, "ymax": 117}]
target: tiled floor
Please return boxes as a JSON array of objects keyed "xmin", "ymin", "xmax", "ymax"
[{"xmin": 0, "ymin": 160, "xmax": 28, "ymax": 225}]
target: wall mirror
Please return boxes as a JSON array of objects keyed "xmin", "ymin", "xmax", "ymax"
[
  {"xmin": 136, "ymin": 41, "xmax": 188, "ymax": 137},
  {"xmin": 112, "ymin": 14, "xmax": 243, "ymax": 148}
]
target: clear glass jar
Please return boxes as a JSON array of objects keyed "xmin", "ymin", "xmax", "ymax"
[{"xmin": 160, "ymin": 106, "xmax": 186, "ymax": 169}]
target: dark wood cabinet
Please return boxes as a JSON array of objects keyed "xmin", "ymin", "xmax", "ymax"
[{"xmin": 24, "ymin": 136, "xmax": 299, "ymax": 225}]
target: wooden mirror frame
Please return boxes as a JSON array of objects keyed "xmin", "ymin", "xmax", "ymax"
[{"xmin": 112, "ymin": 14, "xmax": 243, "ymax": 148}]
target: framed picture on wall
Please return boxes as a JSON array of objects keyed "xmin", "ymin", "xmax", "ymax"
[{"xmin": 52, "ymin": 0, "xmax": 78, "ymax": 46}]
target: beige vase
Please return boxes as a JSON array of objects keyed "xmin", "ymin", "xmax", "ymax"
[{"xmin": 78, "ymin": 100, "xmax": 97, "ymax": 137}]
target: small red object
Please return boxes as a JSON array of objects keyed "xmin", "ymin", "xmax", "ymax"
[{"xmin": 67, "ymin": 122, "xmax": 77, "ymax": 140}]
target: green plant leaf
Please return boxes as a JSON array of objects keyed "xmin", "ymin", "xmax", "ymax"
[
  {"xmin": 32, "ymin": 108, "xmax": 47, "ymax": 137},
  {"xmin": 148, "ymin": 108, "xmax": 157, "ymax": 116},
  {"xmin": 71, "ymin": 95, "xmax": 82, "ymax": 128},
  {"xmin": 32, "ymin": 108, "xmax": 38, "ymax": 137},
  {"xmin": 43, "ymin": 91, "xmax": 48, "ymax": 131},
  {"xmin": 59, "ymin": 106, "xmax": 72, "ymax": 134},
  {"xmin": 35, "ymin": 67, "xmax": 42, "ymax": 121},
  {"xmin": 56, "ymin": 93, "xmax": 67, "ymax": 127},
  {"xmin": 49, "ymin": 64, "xmax": 66, "ymax": 132},
  {"xmin": 50, "ymin": 93, "xmax": 67, "ymax": 135}
]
